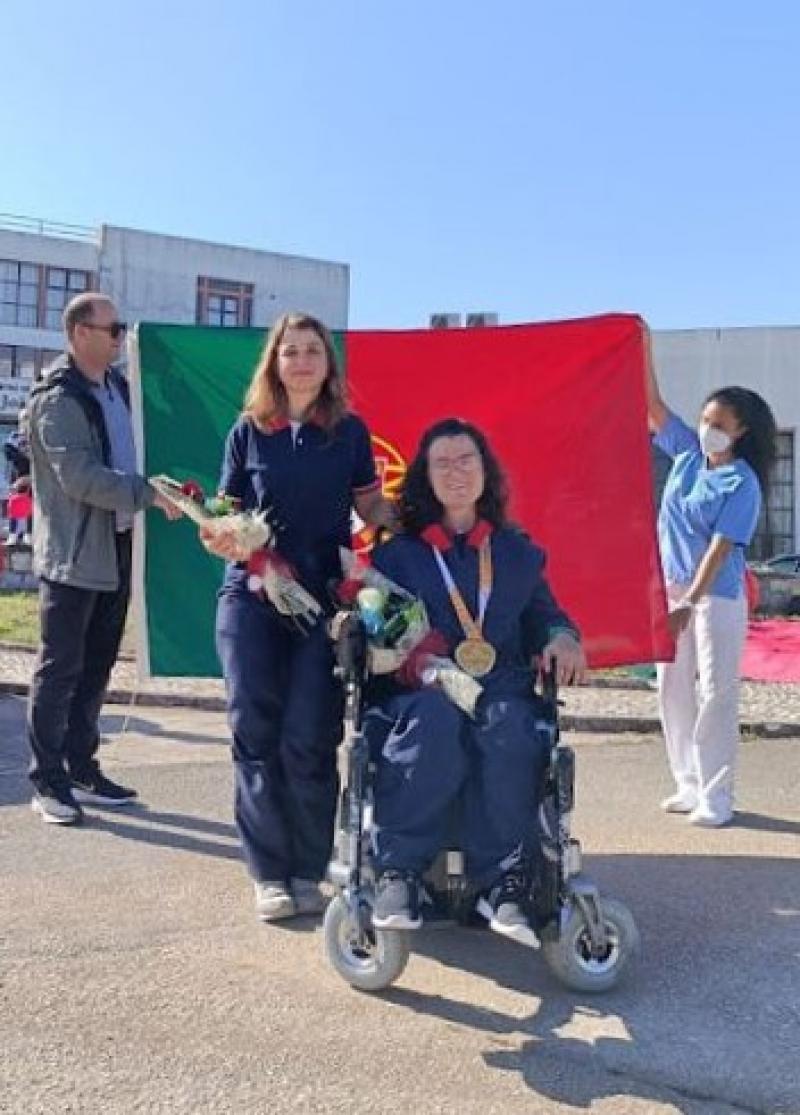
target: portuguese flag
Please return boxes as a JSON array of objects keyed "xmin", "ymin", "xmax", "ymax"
[{"xmin": 131, "ymin": 314, "xmax": 672, "ymax": 678}]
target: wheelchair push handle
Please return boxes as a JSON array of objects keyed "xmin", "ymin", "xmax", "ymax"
[
  {"xmin": 538, "ymin": 660, "xmax": 559, "ymax": 706},
  {"xmin": 331, "ymin": 610, "xmax": 369, "ymax": 679}
]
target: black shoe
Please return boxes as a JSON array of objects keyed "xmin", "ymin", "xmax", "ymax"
[
  {"xmin": 71, "ymin": 770, "xmax": 138, "ymax": 806},
  {"xmin": 31, "ymin": 787, "xmax": 84, "ymax": 826},
  {"xmin": 372, "ymin": 871, "xmax": 422, "ymax": 930}
]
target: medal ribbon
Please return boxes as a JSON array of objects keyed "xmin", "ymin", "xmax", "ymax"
[{"xmin": 430, "ymin": 539, "xmax": 493, "ymax": 640}]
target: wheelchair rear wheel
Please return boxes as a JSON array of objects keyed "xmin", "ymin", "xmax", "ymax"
[
  {"xmin": 542, "ymin": 895, "xmax": 639, "ymax": 993},
  {"xmin": 323, "ymin": 895, "xmax": 411, "ymax": 992}
]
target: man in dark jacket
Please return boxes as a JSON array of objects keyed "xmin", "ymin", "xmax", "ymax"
[{"xmin": 27, "ymin": 292, "xmax": 180, "ymax": 825}]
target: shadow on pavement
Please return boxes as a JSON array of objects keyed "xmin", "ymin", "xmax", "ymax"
[
  {"xmin": 88, "ymin": 802, "xmax": 237, "ymax": 839},
  {"xmin": 98, "ymin": 714, "xmax": 226, "ymax": 747},
  {"xmin": 87, "ymin": 810, "xmax": 241, "ymax": 862},
  {"xmin": 732, "ymin": 809, "xmax": 800, "ymax": 835},
  {"xmin": 380, "ymin": 853, "xmax": 800, "ymax": 1115}
]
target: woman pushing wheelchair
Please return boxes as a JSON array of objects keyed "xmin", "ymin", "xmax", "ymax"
[{"xmin": 360, "ymin": 418, "xmax": 586, "ymax": 935}]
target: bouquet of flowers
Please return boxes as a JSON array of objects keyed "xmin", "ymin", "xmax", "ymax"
[
  {"xmin": 338, "ymin": 549, "xmax": 484, "ymax": 717},
  {"xmin": 149, "ymin": 476, "xmax": 272, "ymax": 550},
  {"xmin": 149, "ymin": 476, "xmax": 322, "ymax": 630}
]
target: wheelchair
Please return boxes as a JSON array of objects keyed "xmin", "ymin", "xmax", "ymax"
[{"xmin": 323, "ymin": 612, "xmax": 640, "ymax": 993}]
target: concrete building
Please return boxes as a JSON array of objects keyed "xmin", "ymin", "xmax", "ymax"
[{"xmin": 0, "ymin": 213, "xmax": 349, "ymax": 486}]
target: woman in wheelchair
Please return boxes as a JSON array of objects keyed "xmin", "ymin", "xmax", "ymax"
[{"xmin": 365, "ymin": 418, "xmax": 587, "ymax": 934}]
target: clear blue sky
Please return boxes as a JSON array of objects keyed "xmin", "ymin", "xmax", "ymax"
[{"xmin": 4, "ymin": 1, "xmax": 799, "ymax": 329}]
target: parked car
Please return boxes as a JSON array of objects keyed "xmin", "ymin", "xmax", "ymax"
[
  {"xmin": 748, "ymin": 553, "xmax": 800, "ymax": 615},
  {"xmin": 760, "ymin": 553, "xmax": 800, "ymax": 576}
]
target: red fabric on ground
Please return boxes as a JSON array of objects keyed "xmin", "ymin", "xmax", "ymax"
[
  {"xmin": 742, "ymin": 620, "xmax": 800, "ymax": 682},
  {"xmin": 346, "ymin": 314, "xmax": 673, "ymax": 668}
]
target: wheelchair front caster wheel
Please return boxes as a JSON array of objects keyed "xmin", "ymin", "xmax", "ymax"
[
  {"xmin": 542, "ymin": 896, "xmax": 639, "ymax": 993},
  {"xmin": 323, "ymin": 895, "xmax": 411, "ymax": 992}
]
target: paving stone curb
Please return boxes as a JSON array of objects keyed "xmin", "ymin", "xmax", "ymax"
[{"xmin": 1, "ymin": 679, "xmax": 797, "ymax": 737}]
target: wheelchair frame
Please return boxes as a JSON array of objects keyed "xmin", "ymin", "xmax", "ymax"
[{"xmin": 324, "ymin": 612, "xmax": 639, "ymax": 993}]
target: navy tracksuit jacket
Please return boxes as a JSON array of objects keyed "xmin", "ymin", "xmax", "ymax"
[
  {"xmin": 367, "ymin": 521, "xmax": 579, "ymax": 889},
  {"xmin": 215, "ymin": 413, "xmax": 378, "ymax": 884}
]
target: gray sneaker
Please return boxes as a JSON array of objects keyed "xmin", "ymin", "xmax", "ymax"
[
  {"xmin": 488, "ymin": 871, "xmax": 529, "ymax": 928},
  {"xmin": 476, "ymin": 870, "xmax": 540, "ymax": 949},
  {"xmin": 31, "ymin": 789, "xmax": 83, "ymax": 826},
  {"xmin": 290, "ymin": 878, "xmax": 326, "ymax": 916},
  {"xmin": 254, "ymin": 881, "xmax": 296, "ymax": 921},
  {"xmin": 372, "ymin": 871, "xmax": 421, "ymax": 930}
]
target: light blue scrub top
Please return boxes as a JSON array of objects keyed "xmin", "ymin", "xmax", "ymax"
[{"xmin": 654, "ymin": 413, "xmax": 761, "ymax": 599}]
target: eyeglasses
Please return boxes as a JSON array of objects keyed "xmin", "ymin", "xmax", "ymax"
[
  {"xmin": 428, "ymin": 452, "xmax": 481, "ymax": 474},
  {"xmin": 82, "ymin": 321, "xmax": 127, "ymax": 340}
]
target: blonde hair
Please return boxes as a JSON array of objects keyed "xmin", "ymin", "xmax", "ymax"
[{"xmin": 243, "ymin": 312, "xmax": 348, "ymax": 432}]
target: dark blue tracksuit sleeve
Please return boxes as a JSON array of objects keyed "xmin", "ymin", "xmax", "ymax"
[
  {"xmin": 369, "ymin": 541, "xmax": 404, "ymax": 585},
  {"xmin": 218, "ymin": 421, "xmax": 247, "ymax": 500},
  {"xmin": 519, "ymin": 545, "xmax": 580, "ymax": 658},
  {"xmin": 350, "ymin": 416, "xmax": 379, "ymax": 493}
]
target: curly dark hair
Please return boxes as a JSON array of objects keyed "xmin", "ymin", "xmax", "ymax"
[
  {"xmin": 398, "ymin": 418, "xmax": 509, "ymax": 535},
  {"xmin": 704, "ymin": 387, "xmax": 777, "ymax": 494}
]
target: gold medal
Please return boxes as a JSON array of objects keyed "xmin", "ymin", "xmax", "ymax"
[
  {"xmin": 430, "ymin": 534, "xmax": 497, "ymax": 679},
  {"xmin": 454, "ymin": 637, "xmax": 497, "ymax": 678}
]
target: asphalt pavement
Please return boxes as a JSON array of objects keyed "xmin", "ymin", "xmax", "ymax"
[{"xmin": 1, "ymin": 694, "xmax": 798, "ymax": 1115}]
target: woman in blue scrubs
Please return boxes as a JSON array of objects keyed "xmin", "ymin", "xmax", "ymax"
[
  {"xmin": 365, "ymin": 418, "xmax": 586, "ymax": 935},
  {"xmin": 203, "ymin": 313, "xmax": 394, "ymax": 921},
  {"xmin": 645, "ymin": 341, "xmax": 776, "ymax": 827}
]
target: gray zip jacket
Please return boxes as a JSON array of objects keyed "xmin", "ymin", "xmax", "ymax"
[{"xmin": 28, "ymin": 355, "xmax": 155, "ymax": 591}]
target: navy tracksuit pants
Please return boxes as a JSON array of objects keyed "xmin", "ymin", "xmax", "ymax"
[
  {"xmin": 366, "ymin": 686, "xmax": 549, "ymax": 889},
  {"xmin": 216, "ymin": 589, "xmax": 341, "ymax": 884}
]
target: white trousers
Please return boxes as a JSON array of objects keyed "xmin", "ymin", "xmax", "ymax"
[{"xmin": 657, "ymin": 586, "xmax": 748, "ymax": 813}]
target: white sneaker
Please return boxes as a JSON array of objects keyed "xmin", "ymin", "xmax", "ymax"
[
  {"xmin": 661, "ymin": 789, "xmax": 698, "ymax": 814},
  {"xmin": 290, "ymin": 878, "xmax": 326, "ymax": 916},
  {"xmin": 254, "ymin": 881, "xmax": 296, "ymax": 921},
  {"xmin": 688, "ymin": 804, "xmax": 733, "ymax": 828},
  {"xmin": 31, "ymin": 790, "xmax": 84, "ymax": 826}
]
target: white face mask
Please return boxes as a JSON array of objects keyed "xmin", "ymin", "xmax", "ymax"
[{"xmin": 697, "ymin": 422, "xmax": 732, "ymax": 456}]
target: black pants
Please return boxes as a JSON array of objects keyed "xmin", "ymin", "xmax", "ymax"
[{"xmin": 28, "ymin": 532, "xmax": 132, "ymax": 795}]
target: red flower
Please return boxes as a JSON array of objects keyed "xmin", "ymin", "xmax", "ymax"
[{"xmin": 180, "ymin": 480, "xmax": 205, "ymax": 503}]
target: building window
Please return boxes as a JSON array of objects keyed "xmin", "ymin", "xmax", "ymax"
[
  {"xmin": 43, "ymin": 266, "xmax": 90, "ymax": 330},
  {"xmin": 0, "ymin": 260, "xmax": 39, "ymax": 327},
  {"xmin": 0, "ymin": 345, "xmax": 60, "ymax": 381},
  {"xmin": 0, "ymin": 260, "xmax": 92, "ymax": 330},
  {"xmin": 196, "ymin": 276, "xmax": 253, "ymax": 327},
  {"xmin": 0, "ymin": 345, "xmax": 37, "ymax": 379},
  {"xmin": 751, "ymin": 431, "xmax": 796, "ymax": 559}
]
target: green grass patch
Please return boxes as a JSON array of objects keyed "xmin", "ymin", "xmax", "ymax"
[
  {"xmin": 0, "ymin": 590, "xmax": 137, "ymax": 654},
  {"xmin": 0, "ymin": 591, "xmax": 39, "ymax": 646}
]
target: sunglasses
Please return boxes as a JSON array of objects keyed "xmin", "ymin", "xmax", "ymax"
[{"xmin": 83, "ymin": 321, "xmax": 127, "ymax": 340}]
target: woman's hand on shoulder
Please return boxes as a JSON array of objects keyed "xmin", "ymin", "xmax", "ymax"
[
  {"xmin": 355, "ymin": 489, "xmax": 399, "ymax": 532},
  {"xmin": 539, "ymin": 632, "xmax": 587, "ymax": 686}
]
